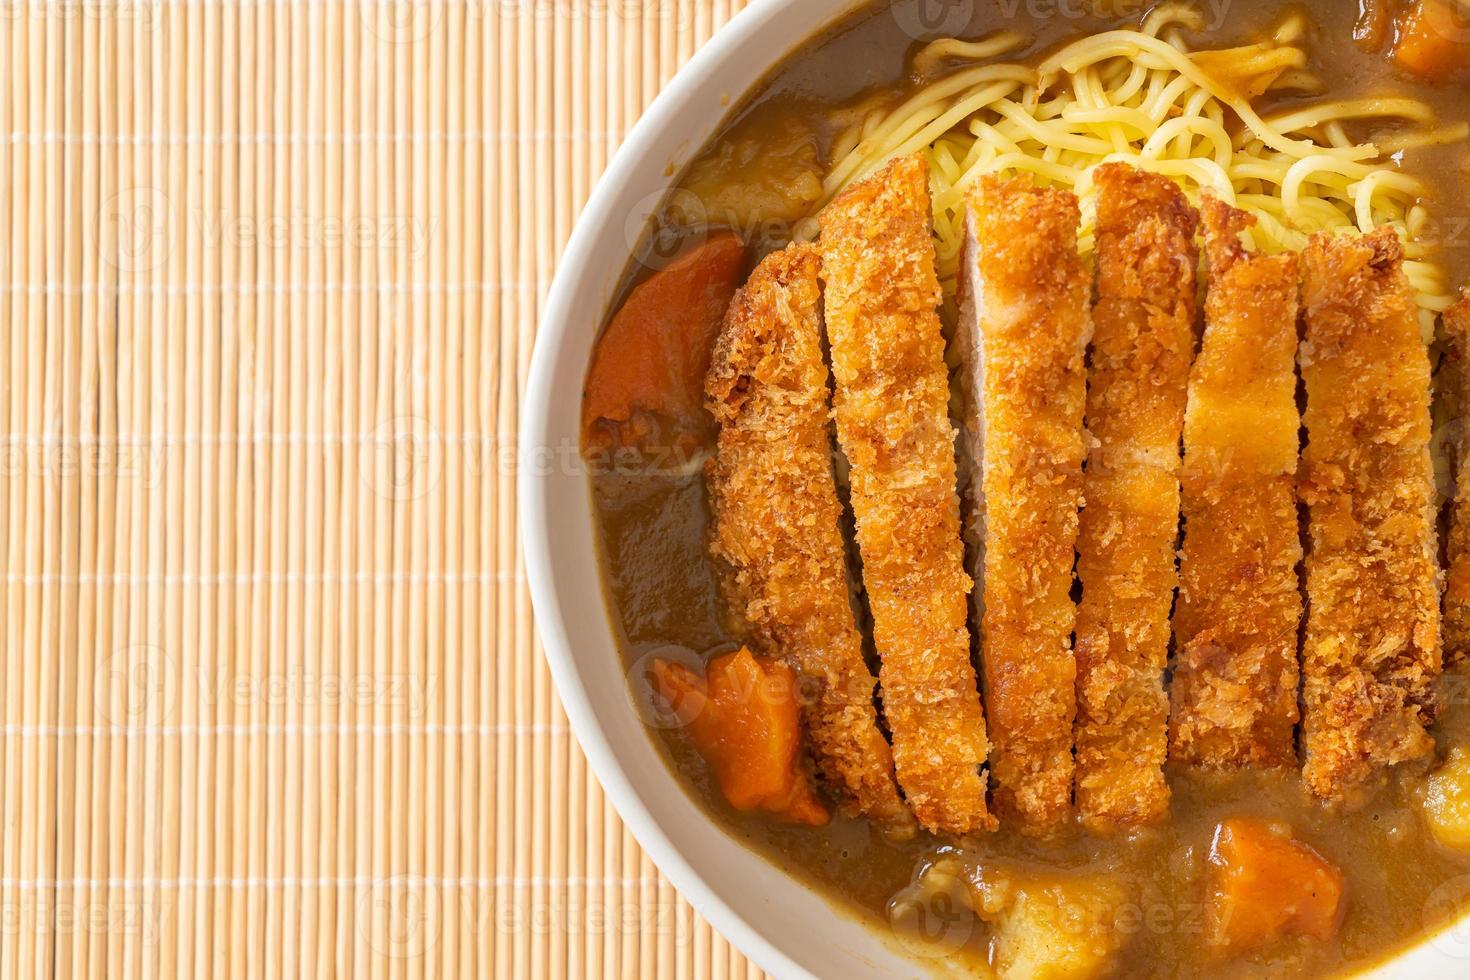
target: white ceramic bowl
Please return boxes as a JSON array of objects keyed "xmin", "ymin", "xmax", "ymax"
[{"xmin": 519, "ymin": 1, "xmax": 1470, "ymax": 975}]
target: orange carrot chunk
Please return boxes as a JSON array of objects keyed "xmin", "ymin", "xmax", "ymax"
[
  {"xmin": 650, "ymin": 648, "xmax": 829, "ymax": 826},
  {"xmin": 581, "ymin": 233, "xmax": 746, "ymax": 458},
  {"xmin": 1204, "ymin": 818, "xmax": 1345, "ymax": 954},
  {"xmin": 1393, "ymin": 0, "xmax": 1470, "ymax": 81}
]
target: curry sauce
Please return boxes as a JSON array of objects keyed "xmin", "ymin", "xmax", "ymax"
[{"xmin": 588, "ymin": 1, "xmax": 1470, "ymax": 975}]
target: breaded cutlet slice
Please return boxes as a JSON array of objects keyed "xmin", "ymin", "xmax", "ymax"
[
  {"xmin": 1299, "ymin": 227, "xmax": 1441, "ymax": 808},
  {"xmin": 1442, "ymin": 291, "xmax": 1470, "ymax": 670},
  {"xmin": 1169, "ymin": 198, "xmax": 1303, "ymax": 771},
  {"xmin": 819, "ymin": 154, "xmax": 994, "ymax": 836},
  {"xmin": 956, "ymin": 174, "xmax": 1090, "ymax": 833},
  {"xmin": 705, "ymin": 244, "xmax": 916, "ymax": 839},
  {"xmin": 1072, "ymin": 165, "xmax": 1198, "ymax": 832}
]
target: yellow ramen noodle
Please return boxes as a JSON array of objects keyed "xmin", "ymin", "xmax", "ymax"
[{"xmin": 806, "ymin": 1, "xmax": 1458, "ymax": 338}]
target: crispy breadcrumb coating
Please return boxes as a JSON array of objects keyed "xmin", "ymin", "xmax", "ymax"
[
  {"xmin": 1169, "ymin": 198, "xmax": 1303, "ymax": 771},
  {"xmin": 1442, "ymin": 291, "xmax": 1470, "ymax": 670},
  {"xmin": 960, "ymin": 174, "xmax": 1090, "ymax": 833},
  {"xmin": 1299, "ymin": 227, "xmax": 1441, "ymax": 808},
  {"xmin": 705, "ymin": 244, "xmax": 916, "ymax": 839},
  {"xmin": 1073, "ymin": 165, "xmax": 1197, "ymax": 831},
  {"xmin": 819, "ymin": 155, "xmax": 995, "ymax": 836}
]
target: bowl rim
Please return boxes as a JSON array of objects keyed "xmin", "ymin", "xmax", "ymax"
[
  {"xmin": 519, "ymin": 2, "xmax": 1470, "ymax": 977},
  {"xmin": 520, "ymin": 1, "xmax": 824, "ymax": 976}
]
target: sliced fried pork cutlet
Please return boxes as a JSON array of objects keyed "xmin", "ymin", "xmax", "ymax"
[
  {"xmin": 1169, "ymin": 198, "xmax": 1303, "ymax": 771},
  {"xmin": 1443, "ymin": 291, "xmax": 1470, "ymax": 670},
  {"xmin": 1299, "ymin": 228, "xmax": 1441, "ymax": 808},
  {"xmin": 705, "ymin": 244, "xmax": 916, "ymax": 839},
  {"xmin": 956, "ymin": 174, "xmax": 1090, "ymax": 833},
  {"xmin": 819, "ymin": 155, "xmax": 994, "ymax": 836},
  {"xmin": 1072, "ymin": 165, "xmax": 1197, "ymax": 832}
]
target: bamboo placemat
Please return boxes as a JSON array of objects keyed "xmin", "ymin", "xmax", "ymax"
[{"xmin": 0, "ymin": 0, "xmax": 763, "ymax": 976}]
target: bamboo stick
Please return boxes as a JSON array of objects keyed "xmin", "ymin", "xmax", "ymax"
[
  {"xmin": 250, "ymin": 2, "xmax": 283, "ymax": 975},
  {"xmin": 441, "ymin": 5, "xmax": 468, "ymax": 976},
  {"xmin": 481, "ymin": 1, "xmax": 501, "ymax": 973},
  {"xmin": 297, "ymin": 1, "xmax": 327, "ymax": 975},
  {"xmin": 213, "ymin": 0, "xmax": 242, "ymax": 974},
  {"xmin": 493, "ymin": 0, "xmax": 516, "ymax": 975},
  {"xmin": 367, "ymin": 4, "xmax": 395, "ymax": 977},
  {"xmin": 336, "ymin": 6, "xmax": 366, "ymax": 975},
  {"xmin": 234, "ymin": 2, "xmax": 267, "ymax": 977},
  {"xmin": 508, "ymin": 2, "xmax": 532, "ymax": 976},
  {"xmin": 388, "ymin": 8, "xmax": 412, "ymax": 979},
  {"xmin": 87, "ymin": 10, "xmax": 120, "ymax": 976},
  {"xmin": 112, "ymin": 4, "xmax": 148, "ymax": 977},
  {"xmin": 55, "ymin": 5, "xmax": 89, "ymax": 975},
  {"xmin": 318, "ymin": 2, "xmax": 346, "ymax": 976},
  {"xmin": 156, "ymin": 2, "xmax": 189, "ymax": 973},
  {"xmin": 459, "ymin": 6, "xmax": 484, "ymax": 973},
  {"xmin": 407, "ymin": 5, "xmax": 434, "ymax": 978},
  {"xmin": 194, "ymin": 0, "xmax": 223, "ymax": 967},
  {"xmin": 0, "ymin": 9, "xmax": 17, "ymax": 975},
  {"xmin": 175, "ymin": 0, "xmax": 205, "ymax": 970},
  {"xmin": 420, "ymin": 7, "xmax": 446, "ymax": 980},
  {"xmin": 136, "ymin": 6, "xmax": 169, "ymax": 978},
  {"xmin": 26, "ymin": 10, "xmax": 63, "ymax": 980},
  {"xmin": 548, "ymin": 10, "xmax": 572, "ymax": 980},
  {"xmin": 351, "ymin": 6, "xmax": 386, "ymax": 980},
  {"xmin": 280, "ymin": 3, "xmax": 309, "ymax": 974}
]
